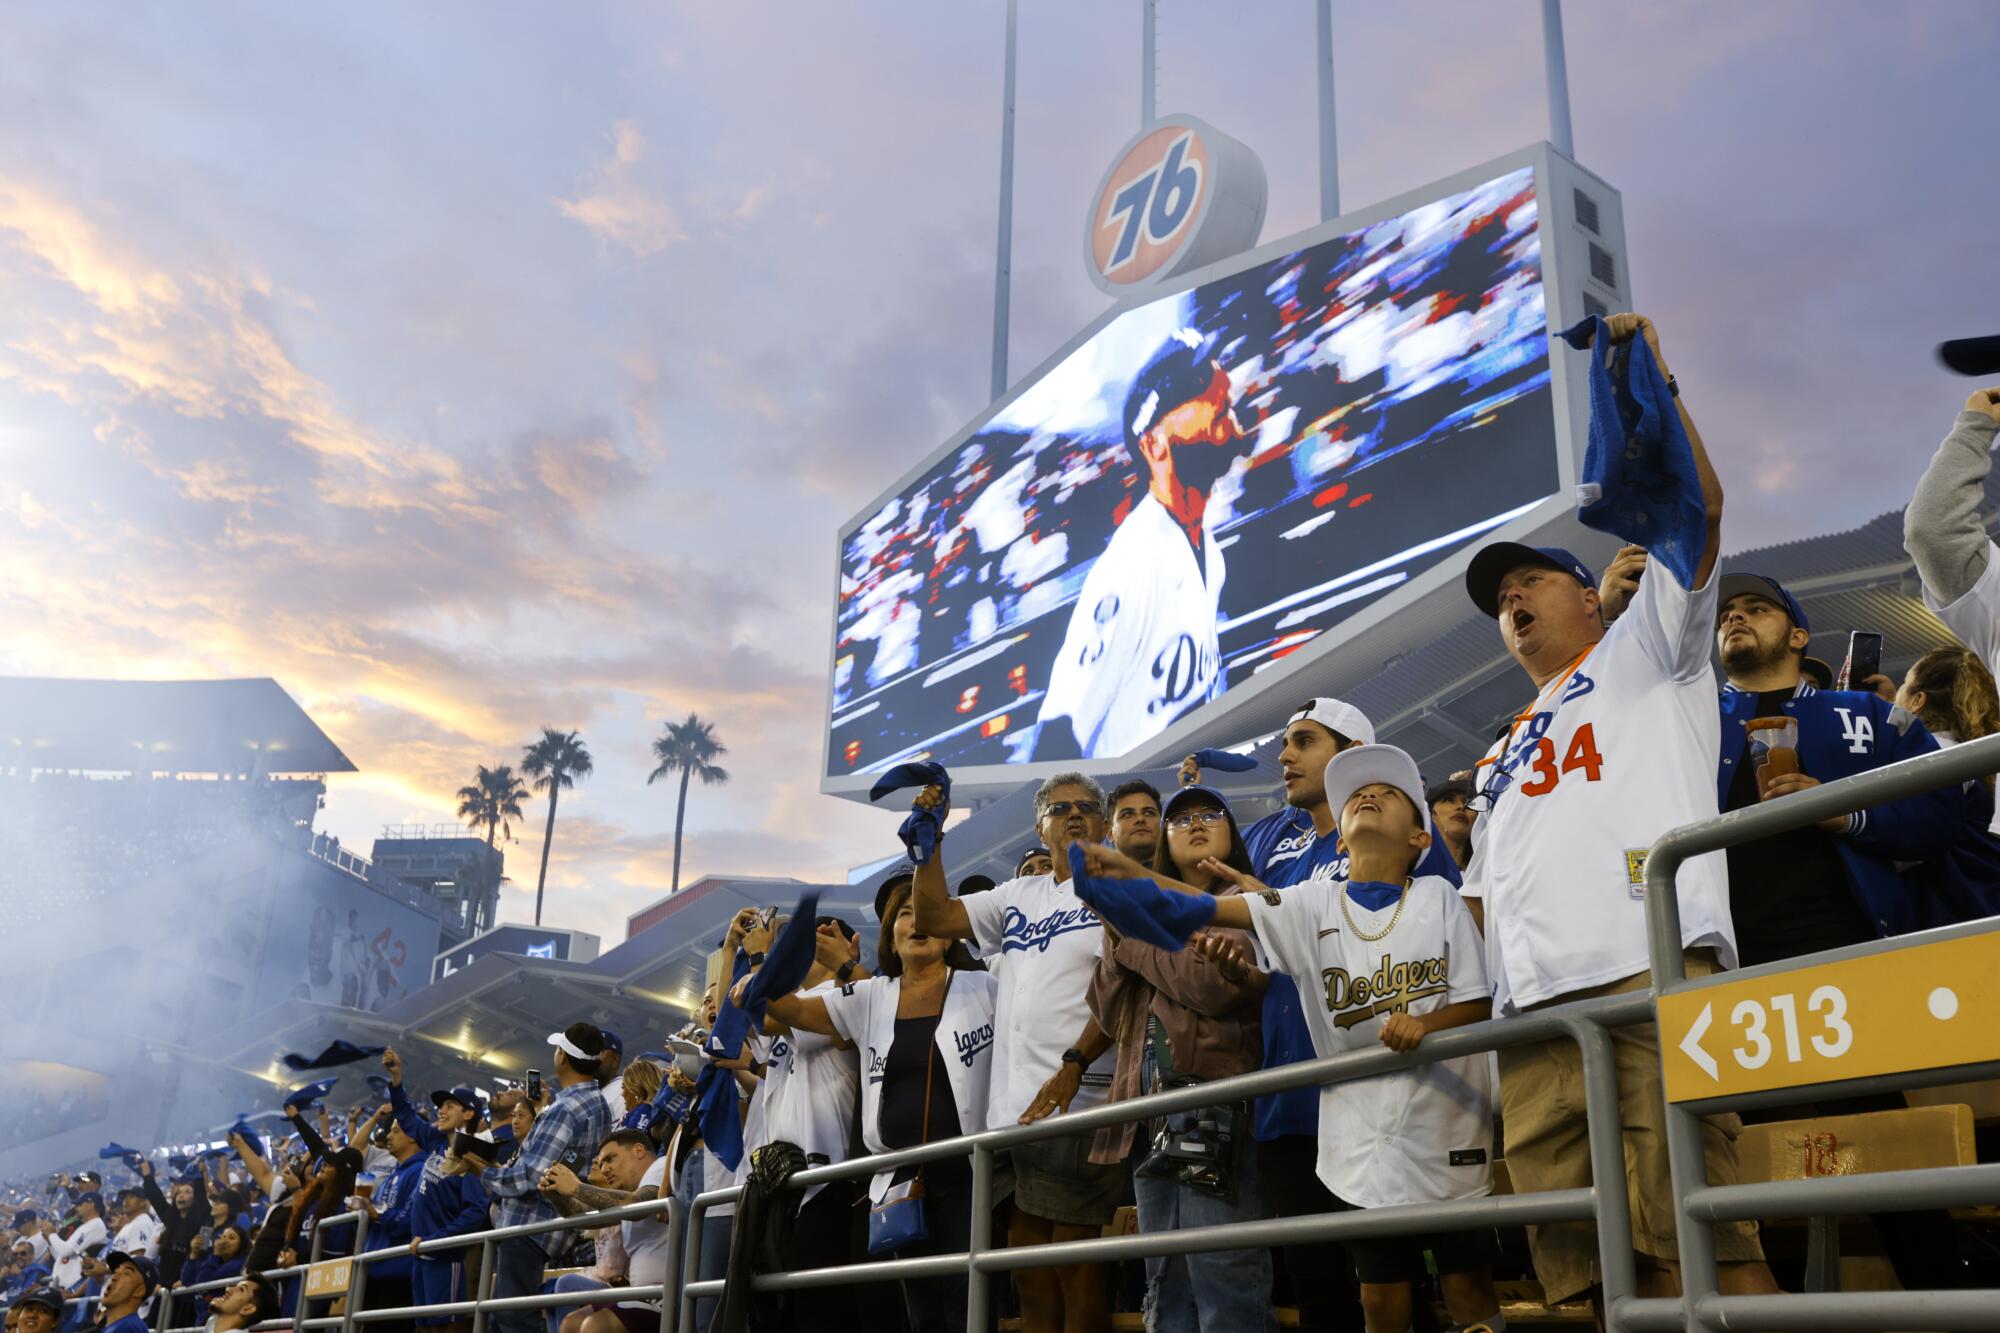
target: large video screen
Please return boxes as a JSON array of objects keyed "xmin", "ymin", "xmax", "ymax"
[{"xmin": 831, "ymin": 165, "xmax": 1556, "ymax": 775}]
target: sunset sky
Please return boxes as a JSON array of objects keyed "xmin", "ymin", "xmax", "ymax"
[{"xmin": 3, "ymin": 2, "xmax": 1994, "ymax": 944}]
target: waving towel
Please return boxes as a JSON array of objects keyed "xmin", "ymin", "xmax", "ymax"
[
  {"xmin": 1192, "ymin": 747, "xmax": 1258, "ymax": 775},
  {"xmin": 1067, "ymin": 841, "xmax": 1215, "ymax": 951},
  {"xmin": 869, "ymin": 761, "xmax": 952, "ymax": 864},
  {"xmin": 282, "ymin": 1040, "xmax": 386, "ymax": 1072}
]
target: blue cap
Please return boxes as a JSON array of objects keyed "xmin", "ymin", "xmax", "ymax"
[
  {"xmin": 74, "ymin": 1192, "xmax": 104, "ymax": 1213},
  {"xmin": 1718, "ymin": 573, "xmax": 1810, "ymax": 634},
  {"xmin": 105, "ymin": 1250, "xmax": 159, "ymax": 1294},
  {"xmin": 430, "ymin": 1087, "xmax": 485, "ymax": 1122},
  {"xmin": 1161, "ymin": 784, "xmax": 1232, "ymax": 822},
  {"xmin": 599, "ymin": 1029, "xmax": 623, "ymax": 1056},
  {"xmin": 1465, "ymin": 542, "xmax": 1597, "ymax": 618},
  {"xmin": 1124, "ymin": 329, "xmax": 1226, "ymax": 449},
  {"xmin": 14, "ymin": 1286, "xmax": 63, "ymax": 1316}
]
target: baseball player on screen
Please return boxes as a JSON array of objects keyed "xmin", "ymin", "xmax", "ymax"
[{"xmin": 1034, "ymin": 330, "xmax": 1252, "ymax": 760}]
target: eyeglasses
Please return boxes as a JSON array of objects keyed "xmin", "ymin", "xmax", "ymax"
[
  {"xmin": 1042, "ymin": 800, "xmax": 1102, "ymax": 820},
  {"xmin": 1167, "ymin": 809, "xmax": 1227, "ymax": 830}
]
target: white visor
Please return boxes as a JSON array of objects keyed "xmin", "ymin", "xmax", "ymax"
[{"xmin": 547, "ymin": 1032, "xmax": 595, "ymax": 1062}]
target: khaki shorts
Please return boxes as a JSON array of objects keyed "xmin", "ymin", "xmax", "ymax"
[{"xmin": 1499, "ymin": 953, "xmax": 1764, "ymax": 1305}]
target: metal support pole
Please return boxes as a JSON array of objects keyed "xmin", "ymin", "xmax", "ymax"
[
  {"xmin": 1540, "ymin": 0, "xmax": 1575, "ymax": 156},
  {"xmin": 1314, "ymin": 0, "xmax": 1339, "ymax": 220},
  {"xmin": 966, "ymin": 1144, "xmax": 994, "ymax": 1329},
  {"xmin": 677, "ymin": 1197, "xmax": 708, "ymax": 1333},
  {"xmin": 1141, "ymin": 0, "xmax": 1156, "ymax": 126},
  {"xmin": 989, "ymin": 0, "xmax": 1018, "ymax": 403},
  {"xmin": 1564, "ymin": 1018, "xmax": 1638, "ymax": 1321},
  {"xmin": 341, "ymin": 1213, "xmax": 370, "ymax": 1333},
  {"xmin": 468, "ymin": 1237, "xmax": 496, "ymax": 1333}
]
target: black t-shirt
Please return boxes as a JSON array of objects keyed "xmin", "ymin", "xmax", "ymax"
[
  {"xmin": 1724, "ymin": 688, "xmax": 1876, "ymax": 966},
  {"xmin": 878, "ymin": 1013, "xmax": 969, "ymax": 1189}
]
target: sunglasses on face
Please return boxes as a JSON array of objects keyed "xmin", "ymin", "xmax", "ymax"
[
  {"xmin": 1167, "ymin": 809, "xmax": 1227, "ymax": 830},
  {"xmin": 1042, "ymin": 800, "xmax": 1102, "ymax": 820}
]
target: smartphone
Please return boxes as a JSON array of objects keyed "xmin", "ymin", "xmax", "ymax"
[
  {"xmin": 1838, "ymin": 631, "xmax": 1884, "ymax": 691},
  {"xmin": 526, "ymin": 1069, "xmax": 542, "ymax": 1103}
]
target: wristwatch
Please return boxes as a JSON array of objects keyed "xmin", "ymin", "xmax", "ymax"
[
  {"xmin": 747, "ymin": 951, "xmax": 767, "ymax": 967},
  {"xmin": 836, "ymin": 960, "xmax": 857, "ymax": 984},
  {"xmin": 1060, "ymin": 1048, "xmax": 1088, "ymax": 1070}
]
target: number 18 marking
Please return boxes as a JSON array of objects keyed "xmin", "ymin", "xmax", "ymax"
[{"xmin": 1102, "ymin": 132, "xmax": 1204, "ymax": 273}]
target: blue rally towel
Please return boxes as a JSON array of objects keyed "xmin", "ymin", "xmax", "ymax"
[
  {"xmin": 737, "ymin": 891, "xmax": 824, "ymax": 1028},
  {"xmin": 1067, "ymin": 841, "xmax": 1215, "ymax": 951},
  {"xmin": 228, "ymin": 1117, "xmax": 266, "ymax": 1159},
  {"xmin": 98, "ymin": 1142, "xmax": 144, "ymax": 1164},
  {"xmin": 1192, "ymin": 747, "xmax": 1258, "ymax": 774},
  {"xmin": 696, "ymin": 949, "xmax": 756, "ymax": 1171},
  {"xmin": 282, "ymin": 1077, "xmax": 339, "ymax": 1109},
  {"xmin": 869, "ymin": 761, "xmax": 952, "ymax": 864},
  {"xmin": 1557, "ymin": 315, "xmax": 1708, "ymax": 588},
  {"xmin": 365, "ymin": 1074, "xmax": 394, "ymax": 1100},
  {"xmin": 282, "ymin": 1040, "xmax": 386, "ymax": 1071}
]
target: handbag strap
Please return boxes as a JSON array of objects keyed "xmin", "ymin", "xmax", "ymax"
[{"xmin": 914, "ymin": 967, "xmax": 956, "ymax": 1184}]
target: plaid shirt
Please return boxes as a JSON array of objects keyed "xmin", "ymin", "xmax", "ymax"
[{"xmin": 485, "ymin": 1082, "xmax": 612, "ymax": 1250}]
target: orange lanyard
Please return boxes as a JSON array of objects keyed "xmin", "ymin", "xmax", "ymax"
[{"xmin": 1475, "ymin": 644, "xmax": 1600, "ymax": 773}]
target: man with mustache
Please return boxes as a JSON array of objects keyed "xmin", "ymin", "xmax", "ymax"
[{"xmin": 1034, "ymin": 329, "xmax": 1254, "ymax": 761}]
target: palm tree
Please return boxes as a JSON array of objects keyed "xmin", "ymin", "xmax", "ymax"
[
  {"xmin": 455, "ymin": 764, "xmax": 529, "ymax": 848},
  {"xmin": 647, "ymin": 714, "xmax": 730, "ymax": 893},
  {"xmin": 521, "ymin": 728, "xmax": 593, "ymax": 926}
]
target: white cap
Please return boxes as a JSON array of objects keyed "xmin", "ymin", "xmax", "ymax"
[
  {"xmin": 1322, "ymin": 744, "xmax": 1431, "ymax": 838},
  {"xmin": 1288, "ymin": 697, "xmax": 1375, "ymax": 746}
]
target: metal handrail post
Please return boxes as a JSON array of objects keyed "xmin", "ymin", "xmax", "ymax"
[
  {"xmin": 653, "ymin": 1195, "xmax": 683, "ymax": 1333},
  {"xmin": 1641, "ymin": 728, "xmax": 2000, "ymax": 1332},
  {"xmin": 966, "ymin": 1143, "xmax": 994, "ymax": 1330},
  {"xmin": 1563, "ymin": 1016, "xmax": 1638, "ymax": 1328},
  {"xmin": 341, "ymin": 1211, "xmax": 370, "ymax": 1333},
  {"xmin": 471, "ymin": 1235, "xmax": 498, "ymax": 1333},
  {"xmin": 676, "ymin": 1192, "xmax": 709, "ymax": 1333}
]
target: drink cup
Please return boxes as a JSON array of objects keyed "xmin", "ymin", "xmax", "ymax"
[{"xmin": 1746, "ymin": 717, "xmax": 1800, "ymax": 795}]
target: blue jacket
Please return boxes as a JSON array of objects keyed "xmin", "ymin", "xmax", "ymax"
[
  {"xmin": 1717, "ymin": 684, "xmax": 1957, "ymax": 936},
  {"xmin": 410, "ymin": 1170, "xmax": 491, "ymax": 1244},
  {"xmin": 1904, "ymin": 765, "xmax": 2000, "ymax": 927},
  {"xmin": 366, "ymin": 1152, "xmax": 429, "ymax": 1279}
]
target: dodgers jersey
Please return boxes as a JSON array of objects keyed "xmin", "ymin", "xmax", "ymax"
[
  {"xmin": 1039, "ymin": 493, "xmax": 1225, "ymax": 757},
  {"xmin": 1245, "ymin": 876, "xmax": 1494, "ymax": 1208},
  {"xmin": 759, "ymin": 980, "xmax": 861, "ymax": 1207},
  {"xmin": 1461, "ymin": 561, "xmax": 1736, "ymax": 1012},
  {"xmin": 1245, "ymin": 806, "xmax": 1463, "ymax": 1142},
  {"xmin": 961, "ymin": 873, "xmax": 1118, "ymax": 1128}
]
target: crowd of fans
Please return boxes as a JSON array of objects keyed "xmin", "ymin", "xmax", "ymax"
[{"xmin": 5, "ymin": 327, "xmax": 2000, "ymax": 1333}]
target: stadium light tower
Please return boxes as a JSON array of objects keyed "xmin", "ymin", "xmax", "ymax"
[
  {"xmin": 990, "ymin": 0, "xmax": 1018, "ymax": 401},
  {"xmin": 1141, "ymin": 0, "xmax": 1156, "ymax": 126},
  {"xmin": 1315, "ymin": 0, "xmax": 1338, "ymax": 220},
  {"xmin": 1541, "ymin": 0, "xmax": 1575, "ymax": 155}
]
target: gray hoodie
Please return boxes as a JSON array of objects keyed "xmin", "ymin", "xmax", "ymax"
[{"xmin": 1905, "ymin": 409, "xmax": 2000, "ymax": 605}]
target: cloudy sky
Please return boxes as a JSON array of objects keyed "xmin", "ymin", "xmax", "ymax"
[{"xmin": 3, "ymin": 1, "xmax": 1993, "ymax": 944}]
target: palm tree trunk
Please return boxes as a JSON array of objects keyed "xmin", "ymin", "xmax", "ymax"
[
  {"xmin": 671, "ymin": 764, "xmax": 692, "ymax": 893},
  {"xmin": 534, "ymin": 786, "xmax": 560, "ymax": 926}
]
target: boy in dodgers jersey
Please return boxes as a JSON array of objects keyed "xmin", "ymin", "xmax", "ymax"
[
  {"xmin": 1034, "ymin": 331, "xmax": 1253, "ymax": 760},
  {"xmin": 1066, "ymin": 746, "xmax": 1499, "ymax": 1333},
  {"xmin": 1459, "ymin": 313, "xmax": 1773, "ymax": 1308}
]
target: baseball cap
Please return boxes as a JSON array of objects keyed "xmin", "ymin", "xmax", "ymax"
[
  {"xmin": 14, "ymin": 1287, "xmax": 63, "ymax": 1316},
  {"xmin": 1124, "ymin": 329, "xmax": 1226, "ymax": 447},
  {"xmin": 73, "ymin": 1192, "xmax": 104, "ymax": 1213},
  {"xmin": 873, "ymin": 862, "xmax": 917, "ymax": 919},
  {"xmin": 1323, "ymin": 744, "xmax": 1432, "ymax": 838},
  {"xmin": 1425, "ymin": 774, "xmax": 1474, "ymax": 806},
  {"xmin": 548, "ymin": 1022, "xmax": 606, "ymax": 1063},
  {"xmin": 1465, "ymin": 542, "xmax": 1596, "ymax": 618},
  {"xmin": 105, "ymin": 1250, "xmax": 159, "ymax": 1295},
  {"xmin": 955, "ymin": 874, "xmax": 997, "ymax": 897},
  {"xmin": 1286, "ymin": 697, "xmax": 1375, "ymax": 747},
  {"xmin": 1014, "ymin": 847, "xmax": 1050, "ymax": 876},
  {"xmin": 1717, "ymin": 572, "xmax": 1811, "ymax": 633},
  {"xmin": 430, "ymin": 1087, "xmax": 485, "ymax": 1121},
  {"xmin": 1801, "ymin": 656, "xmax": 1834, "ymax": 690},
  {"xmin": 1161, "ymin": 784, "xmax": 1232, "ymax": 822},
  {"xmin": 598, "ymin": 1029, "xmax": 624, "ymax": 1057}
]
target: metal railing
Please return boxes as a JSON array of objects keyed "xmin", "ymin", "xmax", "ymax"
[{"xmin": 141, "ymin": 731, "xmax": 2000, "ymax": 1333}]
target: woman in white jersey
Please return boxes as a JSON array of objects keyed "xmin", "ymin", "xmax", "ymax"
[{"xmin": 761, "ymin": 879, "xmax": 997, "ymax": 1333}]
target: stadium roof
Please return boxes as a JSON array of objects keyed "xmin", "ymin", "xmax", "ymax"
[{"xmin": 0, "ymin": 676, "xmax": 356, "ymax": 774}]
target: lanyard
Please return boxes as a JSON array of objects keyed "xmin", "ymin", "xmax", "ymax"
[{"xmin": 1473, "ymin": 643, "xmax": 1600, "ymax": 796}]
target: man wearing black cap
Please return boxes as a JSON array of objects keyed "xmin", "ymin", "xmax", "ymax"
[
  {"xmin": 1457, "ymin": 313, "xmax": 1776, "ymax": 1313},
  {"xmin": 12, "ymin": 1287, "xmax": 61, "ymax": 1333},
  {"xmin": 481, "ymin": 1022, "xmax": 613, "ymax": 1333},
  {"xmin": 94, "ymin": 1252, "xmax": 155, "ymax": 1333},
  {"xmin": 37, "ymin": 1197, "xmax": 104, "ymax": 1296},
  {"xmin": 1034, "ymin": 329, "xmax": 1252, "ymax": 761},
  {"xmin": 1016, "ymin": 847, "xmax": 1053, "ymax": 880}
]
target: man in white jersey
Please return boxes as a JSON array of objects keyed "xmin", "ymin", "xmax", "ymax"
[
  {"xmin": 1458, "ymin": 313, "xmax": 1774, "ymax": 1311},
  {"xmin": 1034, "ymin": 330, "xmax": 1251, "ymax": 760},
  {"xmin": 911, "ymin": 771, "xmax": 1120, "ymax": 1333}
]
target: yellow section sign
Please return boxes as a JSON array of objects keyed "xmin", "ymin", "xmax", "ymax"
[
  {"xmin": 1658, "ymin": 929, "xmax": 2000, "ymax": 1103},
  {"xmin": 304, "ymin": 1258, "xmax": 352, "ymax": 1300}
]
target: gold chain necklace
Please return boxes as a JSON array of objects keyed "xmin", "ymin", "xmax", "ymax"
[{"xmin": 1340, "ymin": 878, "xmax": 1412, "ymax": 943}]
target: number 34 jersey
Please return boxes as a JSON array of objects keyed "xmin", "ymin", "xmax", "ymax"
[
  {"xmin": 1039, "ymin": 492, "xmax": 1225, "ymax": 757},
  {"xmin": 1462, "ymin": 562, "xmax": 1739, "ymax": 1013}
]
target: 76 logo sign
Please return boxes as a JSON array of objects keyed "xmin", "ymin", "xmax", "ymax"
[{"xmin": 1100, "ymin": 131, "xmax": 1204, "ymax": 275}]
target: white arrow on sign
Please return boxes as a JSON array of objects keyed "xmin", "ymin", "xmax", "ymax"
[{"xmin": 1679, "ymin": 1001, "xmax": 1718, "ymax": 1080}]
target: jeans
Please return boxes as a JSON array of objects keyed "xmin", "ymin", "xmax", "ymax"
[
  {"xmin": 1136, "ymin": 1135, "xmax": 1277, "ymax": 1333},
  {"xmin": 545, "ymin": 1273, "xmax": 608, "ymax": 1333},
  {"xmin": 490, "ymin": 1236, "xmax": 550, "ymax": 1333}
]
